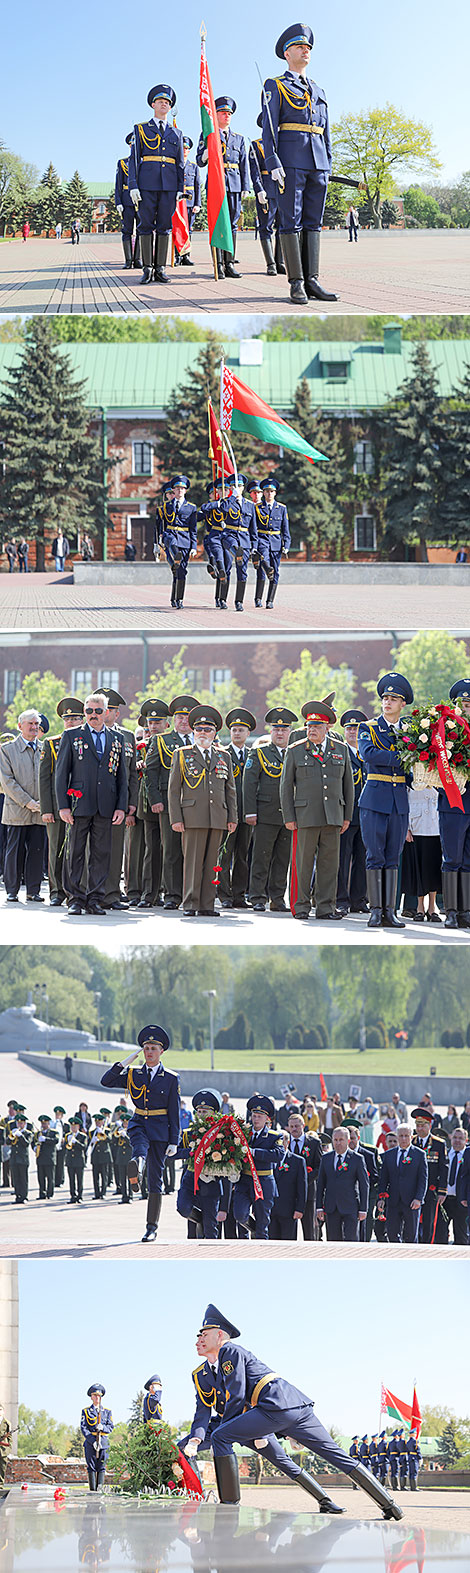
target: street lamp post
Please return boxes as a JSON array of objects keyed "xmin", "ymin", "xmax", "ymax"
[
  {"xmin": 202, "ymin": 990, "xmax": 217, "ymax": 1073},
  {"xmin": 94, "ymin": 992, "xmax": 102, "ymax": 1062}
]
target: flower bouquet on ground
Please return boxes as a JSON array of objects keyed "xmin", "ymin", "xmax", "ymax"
[
  {"xmin": 396, "ymin": 701, "xmax": 470, "ymax": 806},
  {"xmin": 110, "ymin": 1421, "xmax": 203, "ymax": 1498},
  {"xmin": 185, "ymin": 1108, "xmax": 255, "ymax": 1185}
]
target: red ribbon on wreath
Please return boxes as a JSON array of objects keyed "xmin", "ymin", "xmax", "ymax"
[
  {"xmin": 193, "ymin": 1114, "xmax": 263, "ymax": 1199},
  {"xmin": 430, "ymin": 710, "xmax": 470, "ymax": 811}
]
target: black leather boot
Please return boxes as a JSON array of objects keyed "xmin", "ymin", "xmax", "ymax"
[
  {"xmin": 154, "ymin": 233, "xmax": 169, "ymax": 282},
  {"xmin": 216, "ymin": 249, "xmax": 225, "ymax": 279},
  {"xmin": 142, "ymin": 1192, "xmax": 162, "ymax": 1242},
  {"xmin": 383, "ymin": 867, "xmax": 406, "ymax": 928},
  {"xmin": 443, "ymin": 869, "xmax": 459, "ymax": 927},
  {"xmin": 214, "ymin": 1453, "xmax": 241, "ymax": 1503},
  {"xmin": 140, "ymin": 233, "xmax": 153, "ymax": 284},
  {"xmin": 458, "ymin": 870, "xmax": 470, "ymax": 928},
  {"xmin": 235, "ymin": 579, "xmax": 246, "ymax": 611},
  {"xmin": 259, "ymin": 234, "xmax": 277, "ymax": 276},
  {"xmin": 274, "ymin": 231, "xmax": 286, "ymax": 273},
  {"xmin": 96, "ymin": 1468, "xmax": 106, "ymax": 1490},
  {"xmin": 281, "ymin": 232, "xmax": 308, "ymax": 304},
  {"xmin": 349, "ymin": 1462, "xmax": 403, "ymax": 1520},
  {"xmin": 87, "ymin": 1467, "xmax": 97, "ymax": 1492},
  {"xmin": 266, "ymin": 580, "xmax": 277, "ymax": 608},
  {"xmin": 170, "ymin": 572, "xmax": 178, "ymax": 608},
  {"xmin": 176, "ymin": 575, "xmax": 185, "ymax": 609},
  {"xmin": 304, "ymin": 231, "xmax": 338, "ymax": 301},
  {"xmin": 218, "ymin": 575, "xmax": 229, "ymax": 608},
  {"xmin": 296, "ymin": 1469, "xmax": 344, "ymax": 1513},
  {"xmin": 367, "ymin": 868, "xmax": 383, "ymax": 927},
  {"xmin": 133, "ymin": 235, "xmax": 141, "ymax": 268},
  {"xmin": 225, "ymin": 250, "xmax": 241, "ymax": 279},
  {"xmin": 255, "ymin": 568, "xmax": 264, "ymax": 606},
  {"xmin": 122, "ymin": 235, "xmax": 133, "ymax": 269}
]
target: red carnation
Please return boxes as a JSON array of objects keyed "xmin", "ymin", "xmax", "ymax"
[{"xmin": 67, "ymin": 788, "xmax": 83, "ymax": 799}]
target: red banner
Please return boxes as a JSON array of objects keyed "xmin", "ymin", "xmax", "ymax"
[
  {"xmin": 176, "ymin": 1447, "xmax": 205, "ymax": 1498},
  {"xmin": 411, "ymin": 1384, "xmax": 422, "ymax": 1439},
  {"xmin": 429, "ymin": 707, "xmax": 470, "ymax": 811},
  {"xmin": 319, "ymin": 1073, "xmax": 328, "ymax": 1102},
  {"xmin": 172, "ymin": 199, "xmax": 190, "ymax": 256},
  {"xmin": 193, "ymin": 1114, "xmax": 263, "ymax": 1200}
]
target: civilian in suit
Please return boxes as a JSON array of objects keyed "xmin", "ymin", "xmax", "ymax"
[
  {"xmin": 378, "ymin": 1124, "xmax": 428, "ymax": 1243},
  {"xmin": 445, "ymin": 1129, "xmax": 469, "ymax": 1244},
  {"xmin": 0, "ymin": 710, "xmax": 44, "ymax": 902},
  {"xmin": 269, "ymin": 1133, "xmax": 307, "ymax": 1239},
  {"xmin": 316, "ymin": 1127, "xmax": 369, "ymax": 1241},
  {"xmin": 345, "ymin": 1119, "xmax": 380, "ymax": 1241},
  {"xmin": 101, "ymin": 689, "xmax": 139, "ymax": 910},
  {"xmin": 286, "ymin": 1110, "xmax": 322, "ymax": 1239},
  {"xmin": 219, "ymin": 709, "xmax": 256, "ymax": 908},
  {"xmin": 55, "ymin": 692, "xmax": 128, "ymax": 915}
]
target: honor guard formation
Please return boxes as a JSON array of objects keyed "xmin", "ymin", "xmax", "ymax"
[
  {"xmin": 2, "ymin": 675, "xmax": 470, "ymax": 926},
  {"xmin": 113, "ymin": 22, "xmax": 354, "ymax": 302},
  {"xmin": 154, "ymin": 473, "xmax": 290, "ymax": 613},
  {"xmin": 3, "ymin": 1073, "xmax": 469, "ymax": 1245}
]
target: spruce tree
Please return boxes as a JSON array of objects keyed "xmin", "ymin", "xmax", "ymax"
[
  {"xmin": 437, "ymin": 1420, "xmax": 461, "ymax": 1469},
  {"xmin": 280, "ymin": 379, "xmax": 349, "ymax": 556},
  {"xmin": 105, "ymin": 190, "xmax": 121, "ymax": 232},
  {"xmin": 0, "ymin": 319, "xmax": 105, "ymax": 569},
  {"xmin": 381, "ymin": 343, "xmax": 446, "ymax": 559},
  {"xmin": 63, "ymin": 170, "xmax": 91, "ymax": 230},
  {"xmin": 39, "ymin": 163, "xmax": 63, "ymax": 228},
  {"xmin": 439, "ymin": 363, "xmax": 470, "ymax": 537}
]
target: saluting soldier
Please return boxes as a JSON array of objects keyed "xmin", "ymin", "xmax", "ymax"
[
  {"xmin": 155, "ymin": 475, "xmax": 198, "ymax": 609},
  {"xmin": 411, "ymin": 1106, "xmax": 448, "ymax": 1244},
  {"xmin": 55, "ymin": 690, "xmax": 128, "ymax": 917},
  {"xmin": 128, "ymin": 84, "xmax": 184, "ymax": 285},
  {"xmin": 39, "ymin": 696, "xmax": 84, "ymax": 906},
  {"xmin": 196, "ymin": 95, "xmax": 250, "ymax": 279},
  {"xmin": 35, "ymin": 1115, "xmax": 59, "ymax": 1199},
  {"xmin": 262, "ymin": 22, "xmax": 337, "ymax": 305},
  {"xmin": 357, "ymin": 673, "xmax": 414, "ymax": 929},
  {"xmin": 249, "ymin": 115, "xmax": 285, "ymax": 276},
  {"xmin": 177, "ymin": 1089, "xmax": 230, "ymax": 1239},
  {"xmin": 115, "ymin": 132, "xmax": 141, "ymax": 269},
  {"xmin": 438, "ymin": 679, "xmax": 470, "ymax": 928},
  {"xmin": 198, "ymin": 482, "xmax": 233, "ymax": 610},
  {"xmin": 145, "ymin": 694, "xmax": 197, "ymax": 909},
  {"xmin": 253, "ymin": 477, "xmax": 290, "ymax": 609},
  {"xmin": 9, "ymin": 1112, "xmax": 30, "ymax": 1203},
  {"xmin": 233, "ymin": 1095, "xmax": 282, "ymax": 1240},
  {"xmin": 219, "ymin": 708, "xmax": 256, "ymax": 909},
  {"xmin": 64, "ymin": 1114, "xmax": 87, "ymax": 1204},
  {"xmin": 244, "ymin": 706, "xmax": 297, "ymax": 911},
  {"xmin": 80, "ymin": 1384, "xmax": 114, "ymax": 1493},
  {"xmin": 168, "ymin": 704, "xmax": 237, "ymax": 917},
  {"xmin": 101, "ymin": 689, "xmax": 139, "ymax": 911},
  {"xmin": 220, "ymin": 475, "xmax": 258, "ymax": 612},
  {"xmin": 336, "ymin": 708, "xmax": 369, "ymax": 915},
  {"xmin": 101, "ymin": 1024, "xmax": 180, "ymax": 1243},
  {"xmin": 177, "ymin": 137, "xmax": 201, "ymax": 265},
  {"xmin": 143, "ymin": 1375, "xmax": 163, "ymax": 1423},
  {"xmin": 281, "ymin": 698, "xmax": 354, "ymax": 920},
  {"xmin": 136, "ymin": 699, "xmax": 170, "ymax": 908}
]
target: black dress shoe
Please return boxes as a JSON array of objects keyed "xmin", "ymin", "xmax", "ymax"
[
  {"xmin": 199, "ymin": 909, "xmax": 219, "ymax": 916},
  {"xmin": 235, "ymin": 601, "xmax": 244, "ymax": 611},
  {"xmin": 142, "ymin": 1224, "xmax": 157, "ymax": 1242},
  {"xmin": 293, "ymin": 913, "xmax": 309, "ymax": 920},
  {"xmin": 6, "ymin": 894, "xmax": 19, "ymax": 902},
  {"xmin": 87, "ymin": 902, "xmax": 107, "ymax": 915},
  {"xmin": 220, "ymin": 900, "xmax": 233, "ymax": 909},
  {"xmin": 27, "ymin": 894, "xmax": 45, "ymax": 902},
  {"xmin": 315, "ymin": 910, "xmax": 344, "ymax": 920},
  {"xmin": 137, "ymin": 897, "xmax": 154, "ymax": 908},
  {"xmin": 183, "ymin": 909, "xmax": 197, "ymax": 916},
  {"xmin": 163, "ymin": 898, "xmax": 179, "ymax": 909},
  {"xmin": 269, "ymin": 900, "xmax": 287, "ymax": 912},
  {"xmin": 254, "ymin": 598, "xmax": 262, "ymax": 607},
  {"xmin": 68, "ymin": 901, "xmax": 83, "ymax": 914},
  {"xmin": 50, "ymin": 895, "xmax": 65, "ymax": 906},
  {"xmin": 232, "ymin": 898, "xmax": 248, "ymax": 909},
  {"xmin": 225, "ymin": 262, "xmax": 241, "ymax": 279},
  {"xmin": 251, "ymin": 901, "xmax": 266, "ymax": 911}
]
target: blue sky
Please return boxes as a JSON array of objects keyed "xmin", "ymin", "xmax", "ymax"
[
  {"xmin": 19, "ymin": 1259, "xmax": 469, "ymax": 1431},
  {"xmin": 3, "ymin": 0, "xmax": 469, "ymax": 184}
]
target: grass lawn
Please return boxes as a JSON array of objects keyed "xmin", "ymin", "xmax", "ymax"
[{"xmin": 43, "ymin": 1045, "xmax": 470, "ymax": 1079}]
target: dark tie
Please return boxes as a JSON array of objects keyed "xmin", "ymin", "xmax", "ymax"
[
  {"xmin": 146, "ymin": 1067, "xmax": 152, "ymax": 1090},
  {"xmin": 204, "ymin": 750, "xmax": 210, "ymax": 767},
  {"xmin": 93, "ymin": 731, "xmax": 103, "ymax": 755},
  {"xmin": 294, "ymin": 1140, "xmax": 300, "ymax": 1155},
  {"xmin": 449, "ymin": 1154, "xmax": 458, "ymax": 1186},
  {"xmin": 240, "ymin": 749, "xmax": 245, "ymax": 765}
]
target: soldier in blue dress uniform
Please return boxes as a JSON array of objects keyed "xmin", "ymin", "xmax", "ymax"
[
  {"xmin": 357, "ymin": 673, "xmax": 414, "ymax": 928},
  {"xmin": 143, "ymin": 1375, "xmax": 163, "ymax": 1424},
  {"xmin": 128, "ymin": 84, "xmax": 184, "ymax": 285},
  {"xmin": 233, "ymin": 1096, "xmax": 281, "ymax": 1240},
  {"xmin": 154, "ymin": 475, "xmax": 197, "ymax": 609},
  {"xmin": 198, "ymin": 1304, "xmax": 402, "ymax": 1517},
  {"xmin": 369, "ymin": 1435, "xmax": 379, "ymax": 1477},
  {"xmin": 101, "ymin": 1025, "xmax": 180, "ymax": 1244},
  {"xmin": 198, "ymin": 483, "xmax": 233, "ymax": 608},
  {"xmin": 196, "ymin": 96, "xmax": 250, "ymax": 280},
  {"xmin": 377, "ymin": 1432, "xmax": 388, "ymax": 1484},
  {"xmin": 262, "ymin": 23, "xmax": 337, "ymax": 305},
  {"xmin": 359, "ymin": 1435, "xmax": 370, "ymax": 1469},
  {"xmin": 220, "ymin": 475, "xmax": 258, "ymax": 610},
  {"xmin": 398, "ymin": 1432, "xmax": 409, "ymax": 1490},
  {"xmin": 336, "ymin": 709, "xmax": 368, "ymax": 914},
  {"xmin": 253, "ymin": 477, "xmax": 291, "ymax": 608},
  {"xmin": 176, "ymin": 1089, "xmax": 230, "ymax": 1239},
  {"xmin": 114, "ymin": 133, "xmax": 141, "ymax": 269},
  {"xmin": 438, "ymin": 679, "xmax": 470, "ymax": 928},
  {"xmin": 387, "ymin": 1432, "xmax": 400, "ymax": 1490},
  {"xmin": 406, "ymin": 1430, "xmax": 422, "ymax": 1490},
  {"xmin": 80, "ymin": 1384, "xmax": 114, "ymax": 1492},
  {"xmin": 175, "ymin": 137, "xmax": 202, "ymax": 265},
  {"xmin": 249, "ymin": 115, "xmax": 285, "ymax": 276}
]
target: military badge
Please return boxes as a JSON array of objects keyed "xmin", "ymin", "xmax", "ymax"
[{"xmin": 222, "ymin": 1360, "xmax": 234, "ymax": 1375}]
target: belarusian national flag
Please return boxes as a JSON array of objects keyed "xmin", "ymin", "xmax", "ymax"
[
  {"xmin": 200, "ymin": 38, "xmax": 234, "ymax": 254},
  {"xmin": 172, "ymin": 199, "xmax": 190, "ymax": 257},
  {"xmin": 380, "ymin": 1384, "xmax": 413, "ymax": 1427},
  {"xmin": 221, "ymin": 365, "xmax": 329, "ymax": 464},
  {"xmin": 208, "ymin": 398, "xmax": 235, "ymax": 477}
]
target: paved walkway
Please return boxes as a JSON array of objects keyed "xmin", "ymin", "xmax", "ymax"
[
  {"xmin": 1, "ymin": 230, "xmax": 470, "ymax": 315},
  {"xmin": 1, "ymin": 573, "xmax": 470, "ymax": 631}
]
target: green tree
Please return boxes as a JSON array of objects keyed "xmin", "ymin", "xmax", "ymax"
[
  {"xmin": 319, "ymin": 949, "xmax": 416, "ymax": 1041},
  {"xmin": 232, "ymin": 952, "xmax": 330, "ymax": 1051},
  {"xmin": 36, "ymin": 164, "xmax": 63, "ymax": 230},
  {"xmin": 62, "ymin": 170, "xmax": 92, "ymax": 230},
  {"xmin": 0, "ymin": 319, "xmax": 105, "ymax": 568},
  {"xmin": 280, "ymin": 379, "xmax": 349, "ymax": 557},
  {"xmin": 49, "ymin": 316, "xmax": 213, "ymax": 342},
  {"xmin": 362, "ymin": 630, "xmax": 470, "ymax": 708},
  {"xmin": 0, "ymin": 144, "xmax": 38, "ymax": 233},
  {"xmin": 266, "ymin": 649, "xmax": 357, "ymax": 719},
  {"xmin": 4, "ymin": 670, "xmax": 70, "ymax": 730},
  {"xmin": 128, "ymin": 649, "xmax": 245, "ymax": 732},
  {"xmin": 381, "ymin": 342, "xmax": 447, "ymax": 558},
  {"xmin": 331, "ymin": 105, "xmax": 441, "ymax": 228},
  {"xmin": 0, "ymin": 946, "xmax": 99, "ymax": 1031},
  {"xmin": 105, "ymin": 190, "xmax": 121, "ymax": 232},
  {"xmin": 128, "ymin": 1390, "xmax": 145, "ymax": 1430},
  {"xmin": 261, "ymin": 315, "xmax": 470, "ymax": 343},
  {"xmin": 403, "ymin": 186, "xmax": 449, "ymax": 229},
  {"xmin": 441, "ymin": 363, "xmax": 470, "ymax": 535},
  {"xmin": 18, "ymin": 1405, "xmax": 74, "ymax": 1458},
  {"xmin": 66, "ymin": 1426, "xmax": 85, "ymax": 1457},
  {"xmin": 437, "ymin": 1419, "xmax": 461, "ymax": 1468}
]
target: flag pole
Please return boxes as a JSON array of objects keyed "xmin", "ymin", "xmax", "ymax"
[
  {"xmin": 222, "ymin": 428, "xmax": 238, "ymax": 488},
  {"xmin": 207, "ymin": 399, "xmax": 216, "ymax": 489},
  {"xmin": 200, "ymin": 21, "xmax": 219, "ymax": 282},
  {"xmin": 220, "ymin": 355, "xmax": 225, "ymax": 499}
]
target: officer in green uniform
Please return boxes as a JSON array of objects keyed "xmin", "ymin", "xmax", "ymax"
[
  {"xmin": 243, "ymin": 706, "xmax": 297, "ymax": 911},
  {"xmin": 219, "ymin": 708, "xmax": 256, "ymax": 908},
  {"xmin": 64, "ymin": 1115, "xmax": 87, "ymax": 1203},
  {"xmin": 136, "ymin": 699, "xmax": 170, "ymax": 907},
  {"xmin": 281, "ymin": 699, "xmax": 354, "ymax": 920},
  {"xmin": 145, "ymin": 694, "xmax": 197, "ymax": 908},
  {"xmin": 35, "ymin": 1115, "xmax": 59, "ymax": 1198},
  {"xmin": 100, "ymin": 689, "xmax": 139, "ymax": 910},
  {"xmin": 39, "ymin": 696, "xmax": 84, "ymax": 905},
  {"xmin": 124, "ymin": 714, "xmax": 147, "ymax": 904},
  {"xmin": 9, "ymin": 1112, "xmax": 30, "ymax": 1202},
  {"xmin": 168, "ymin": 705, "xmax": 237, "ymax": 916}
]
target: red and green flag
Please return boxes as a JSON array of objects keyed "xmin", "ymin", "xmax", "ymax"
[
  {"xmin": 380, "ymin": 1384, "xmax": 413, "ymax": 1428},
  {"xmin": 221, "ymin": 365, "xmax": 329, "ymax": 464},
  {"xmin": 199, "ymin": 34, "xmax": 234, "ymax": 255}
]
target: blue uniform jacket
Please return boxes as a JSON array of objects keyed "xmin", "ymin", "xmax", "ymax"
[
  {"xmin": 216, "ymin": 1342, "xmax": 310, "ymax": 1423},
  {"xmin": 348, "ymin": 745, "xmax": 366, "ymax": 825},
  {"xmin": 222, "ymin": 496, "xmax": 258, "ymax": 549},
  {"xmin": 129, "ymin": 120, "xmax": 184, "ymax": 194},
  {"xmin": 190, "ymin": 1359, "xmax": 226, "ymax": 1440},
  {"xmin": 196, "ymin": 128, "xmax": 249, "ymax": 194},
  {"xmin": 115, "ymin": 157, "xmax": 131, "ymax": 207},
  {"xmin": 255, "ymin": 501, "xmax": 291, "ymax": 551},
  {"xmin": 55, "ymin": 724, "xmax": 128, "ymax": 818},
  {"xmin": 262, "ymin": 71, "xmax": 332, "ymax": 176},
  {"xmin": 155, "ymin": 498, "xmax": 197, "ymax": 552},
  {"xmin": 80, "ymin": 1404, "xmax": 114, "ymax": 1453},
  {"xmin": 316, "ymin": 1150, "xmax": 369, "ymax": 1216},
  {"xmin": 143, "ymin": 1393, "xmax": 163, "ymax": 1423},
  {"xmin": 357, "ymin": 715, "xmax": 409, "ymax": 815},
  {"xmin": 248, "ymin": 1129, "xmax": 282, "ymax": 1176},
  {"xmin": 198, "ymin": 501, "xmax": 228, "ymax": 540},
  {"xmin": 183, "ymin": 160, "xmax": 202, "ymax": 207},
  {"xmin": 176, "ymin": 1128, "xmax": 231, "ymax": 1208},
  {"xmin": 271, "ymin": 1149, "xmax": 307, "ymax": 1216},
  {"xmin": 100, "ymin": 1062, "xmax": 180, "ymax": 1147},
  {"xmin": 379, "ymin": 1146, "xmax": 428, "ymax": 1208},
  {"xmin": 406, "ymin": 1439, "xmax": 422, "ymax": 1469},
  {"xmin": 248, "ymin": 138, "xmax": 279, "ymax": 201}
]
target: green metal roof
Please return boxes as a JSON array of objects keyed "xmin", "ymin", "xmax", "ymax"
[
  {"xmin": 85, "ymin": 182, "xmax": 113, "ymax": 197},
  {"xmin": 0, "ymin": 339, "xmax": 469, "ymax": 413}
]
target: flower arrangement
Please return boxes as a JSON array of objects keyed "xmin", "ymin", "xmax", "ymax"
[
  {"xmin": 110, "ymin": 1421, "xmax": 201, "ymax": 1497},
  {"xmin": 396, "ymin": 701, "xmax": 470, "ymax": 806},
  {"xmin": 185, "ymin": 1108, "xmax": 254, "ymax": 1184}
]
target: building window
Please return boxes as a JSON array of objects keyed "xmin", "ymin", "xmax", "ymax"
[
  {"xmin": 353, "ymin": 440, "xmax": 375, "ymax": 475},
  {"xmin": 72, "ymin": 670, "xmax": 93, "ymax": 693},
  {"xmin": 132, "ymin": 441, "xmax": 153, "ymax": 477},
  {"xmin": 354, "ymin": 515, "xmax": 377, "ymax": 552},
  {"xmin": 323, "ymin": 362, "xmax": 349, "ymax": 380},
  {"xmin": 210, "ymin": 668, "xmax": 232, "ymax": 691},
  {"xmin": 4, "ymin": 671, "xmax": 21, "ymax": 705},
  {"xmin": 98, "ymin": 670, "xmax": 119, "ymax": 690},
  {"xmin": 185, "ymin": 668, "xmax": 204, "ymax": 691}
]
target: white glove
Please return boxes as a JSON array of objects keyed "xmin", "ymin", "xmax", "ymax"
[
  {"xmin": 271, "ymin": 169, "xmax": 284, "ymax": 185},
  {"xmin": 193, "ymin": 205, "xmax": 201, "ymax": 214},
  {"xmin": 130, "ymin": 188, "xmax": 141, "ymax": 207},
  {"xmin": 166, "ymin": 1144, "xmax": 177, "ymax": 1157},
  {"xmin": 184, "ymin": 1438, "xmax": 200, "ymax": 1457},
  {"xmin": 116, "ymin": 204, "xmax": 123, "ymax": 217},
  {"xmin": 176, "ymin": 192, "xmax": 183, "ymax": 202},
  {"xmin": 254, "ymin": 1438, "xmax": 269, "ymax": 1448}
]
